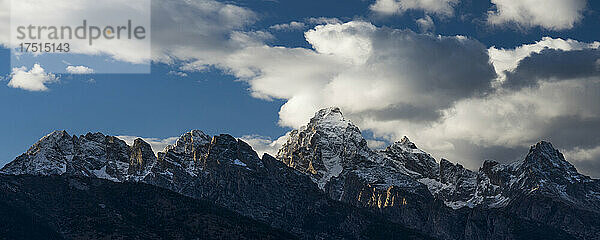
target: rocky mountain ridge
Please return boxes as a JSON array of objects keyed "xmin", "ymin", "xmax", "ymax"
[
  {"xmin": 276, "ymin": 107, "xmax": 598, "ymax": 208},
  {"xmin": 1, "ymin": 128, "xmax": 431, "ymax": 239},
  {"xmin": 276, "ymin": 107, "xmax": 600, "ymax": 239},
  {"xmin": 1, "ymin": 107, "xmax": 599, "ymax": 239}
]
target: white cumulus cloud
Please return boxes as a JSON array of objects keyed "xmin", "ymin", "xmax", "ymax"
[
  {"xmin": 66, "ymin": 66, "xmax": 94, "ymax": 74},
  {"xmin": 416, "ymin": 15, "xmax": 435, "ymax": 33},
  {"xmin": 117, "ymin": 135, "xmax": 180, "ymax": 155},
  {"xmin": 221, "ymin": 21, "xmax": 495, "ymax": 129},
  {"xmin": 306, "ymin": 17, "xmax": 342, "ymax": 25},
  {"xmin": 269, "ymin": 21, "xmax": 306, "ymax": 31},
  {"xmin": 488, "ymin": 0, "xmax": 587, "ymax": 30},
  {"xmin": 8, "ymin": 64, "xmax": 58, "ymax": 92},
  {"xmin": 118, "ymin": 134, "xmax": 289, "ymax": 158},
  {"xmin": 367, "ymin": 139, "xmax": 388, "ymax": 149},
  {"xmin": 240, "ymin": 134, "xmax": 290, "ymax": 157},
  {"xmin": 370, "ymin": 0, "xmax": 460, "ymax": 17},
  {"xmin": 0, "ymin": 0, "xmax": 258, "ymax": 65},
  {"xmin": 488, "ymin": 37, "xmax": 600, "ymax": 83}
]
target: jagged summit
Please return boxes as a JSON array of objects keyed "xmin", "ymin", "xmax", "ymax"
[
  {"xmin": 165, "ymin": 129, "xmax": 211, "ymax": 154},
  {"xmin": 524, "ymin": 141, "xmax": 579, "ymax": 173},
  {"xmin": 525, "ymin": 141, "xmax": 574, "ymax": 168},
  {"xmin": 42, "ymin": 130, "xmax": 69, "ymax": 139},
  {"xmin": 314, "ymin": 106, "xmax": 343, "ymax": 119},
  {"xmin": 129, "ymin": 138, "xmax": 156, "ymax": 176},
  {"xmin": 519, "ymin": 140, "xmax": 589, "ymax": 185},
  {"xmin": 398, "ymin": 136, "xmax": 415, "ymax": 147},
  {"xmin": 29, "ymin": 130, "xmax": 72, "ymax": 149},
  {"xmin": 384, "ymin": 137, "xmax": 439, "ymax": 179},
  {"xmin": 479, "ymin": 159, "xmax": 500, "ymax": 173},
  {"xmin": 1, "ymin": 131, "xmax": 137, "ymax": 180},
  {"xmin": 388, "ymin": 136, "xmax": 428, "ymax": 154},
  {"xmin": 532, "ymin": 140, "xmax": 554, "ymax": 150},
  {"xmin": 277, "ymin": 107, "xmax": 374, "ymax": 189},
  {"xmin": 306, "ymin": 107, "xmax": 353, "ymax": 132}
]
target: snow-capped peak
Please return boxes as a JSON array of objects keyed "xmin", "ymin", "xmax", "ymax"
[
  {"xmin": 41, "ymin": 130, "xmax": 70, "ymax": 140},
  {"xmin": 314, "ymin": 106, "xmax": 343, "ymax": 119},
  {"xmin": 399, "ymin": 136, "xmax": 416, "ymax": 148},
  {"xmin": 27, "ymin": 130, "xmax": 72, "ymax": 151},
  {"xmin": 520, "ymin": 141, "xmax": 589, "ymax": 185},
  {"xmin": 389, "ymin": 136, "xmax": 428, "ymax": 155},
  {"xmin": 1, "ymin": 131, "xmax": 135, "ymax": 181},
  {"xmin": 308, "ymin": 107, "xmax": 351, "ymax": 131},
  {"xmin": 383, "ymin": 137, "xmax": 438, "ymax": 178},
  {"xmin": 524, "ymin": 141, "xmax": 574, "ymax": 169},
  {"xmin": 2, "ymin": 130, "xmax": 73, "ymax": 176},
  {"xmin": 277, "ymin": 107, "xmax": 373, "ymax": 189}
]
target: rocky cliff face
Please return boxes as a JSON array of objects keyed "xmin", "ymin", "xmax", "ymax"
[
  {"xmin": 128, "ymin": 138, "xmax": 156, "ymax": 178},
  {"xmin": 1, "ymin": 107, "xmax": 599, "ymax": 240}
]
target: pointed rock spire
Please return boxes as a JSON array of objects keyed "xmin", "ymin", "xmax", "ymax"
[
  {"xmin": 128, "ymin": 138, "xmax": 156, "ymax": 176},
  {"xmin": 398, "ymin": 136, "xmax": 417, "ymax": 149},
  {"xmin": 307, "ymin": 106, "xmax": 352, "ymax": 131},
  {"xmin": 277, "ymin": 107, "xmax": 372, "ymax": 189},
  {"xmin": 165, "ymin": 130, "xmax": 212, "ymax": 155},
  {"xmin": 384, "ymin": 136, "xmax": 438, "ymax": 179},
  {"xmin": 524, "ymin": 141, "xmax": 577, "ymax": 171},
  {"xmin": 521, "ymin": 141, "xmax": 587, "ymax": 184},
  {"xmin": 314, "ymin": 107, "xmax": 343, "ymax": 119}
]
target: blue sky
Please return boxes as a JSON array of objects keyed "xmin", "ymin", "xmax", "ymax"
[{"xmin": 1, "ymin": 0, "xmax": 600, "ymax": 177}]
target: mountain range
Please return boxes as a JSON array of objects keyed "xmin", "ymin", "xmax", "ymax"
[{"xmin": 1, "ymin": 107, "xmax": 599, "ymax": 239}]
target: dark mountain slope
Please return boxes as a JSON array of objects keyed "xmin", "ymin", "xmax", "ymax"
[{"xmin": 0, "ymin": 174, "xmax": 296, "ymax": 240}]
